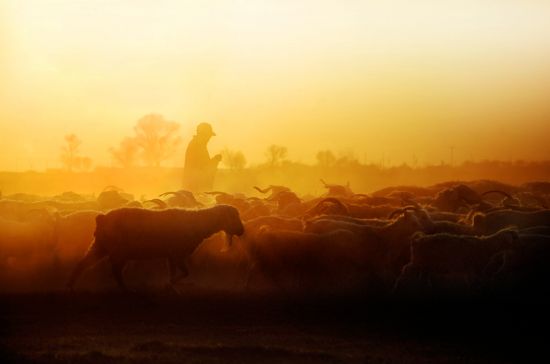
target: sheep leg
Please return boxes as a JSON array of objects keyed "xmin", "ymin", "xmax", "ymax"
[
  {"xmin": 244, "ymin": 262, "xmax": 258, "ymax": 291},
  {"xmin": 66, "ymin": 240, "xmax": 106, "ymax": 290},
  {"xmin": 110, "ymin": 259, "xmax": 128, "ymax": 291},
  {"xmin": 169, "ymin": 260, "xmax": 178, "ymax": 283},
  {"xmin": 393, "ymin": 264, "xmax": 418, "ymax": 295},
  {"xmin": 169, "ymin": 258, "xmax": 189, "ymax": 284}
]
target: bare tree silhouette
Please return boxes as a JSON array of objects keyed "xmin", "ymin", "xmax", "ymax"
[
  {"xmin": 60, "ymin": 134, "xmax": 92, "ymax": 172},
  {"xmin": 133, "ymin": 114, "xmax": 182, "ymax": 167},
  {"xmin": 264, "ymin": 145, "xmax": 287, "ymax": 167},
  {"xmin": 316, "ymin": 150, "xmax": 336, "ymax": 167},
  {"xmin": 80, "ymin": 157, "xmax": 92, "ymax": 172},
  {"xmin": 221, "ymin": 148, "xmax": 247, "ymax": 170},
  {"xmin": 110, "ymin": 137, "xmax": 140, "ymax": 168}
]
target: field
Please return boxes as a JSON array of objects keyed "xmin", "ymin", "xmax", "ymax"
[
  {"xmin": 1, "ymin": 176, "xmax": 550, "ymax": 363},
  {"xmin": 1, "ymin": 290, "xmax": 548, "ymax": 364}
]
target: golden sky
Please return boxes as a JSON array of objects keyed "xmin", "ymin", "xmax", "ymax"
[{"xmin": 1, "ymin": 0, "xmax": 550, "ymax": 170}]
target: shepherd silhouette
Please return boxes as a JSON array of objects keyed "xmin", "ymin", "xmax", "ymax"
[{"xmin": 182, "ymin": 123, "xmax": 221, "ymax": 192}]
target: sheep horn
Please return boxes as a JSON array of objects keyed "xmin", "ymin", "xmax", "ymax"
[
  {"xmin": 318, "ymin": 197, "xmax": 346, "ymax": 208},
  {"xmin": 159, "ymin": 191, "xmax": 182, "ymax": 198},
  {"xmin": 177, "ymin": 190, "xmax": 197, "ymax": 198},
  {"xmin": 102, "ymin": 185, "xmax": 122, "ymax": 192},
  {"xmin": 245, "ymin": 197, "xmax": 262, "ymax": 202},
  {"xmin": 388, "ymin": 205, "xmax": 419, "ymax": 219},
  {"xmin": 204, "ymin": 191, "xmax": 229, "ymax": 196},
  {"xmin": 481, "ymin": 190, "xmax": 514, "ymax": 200},
  {"xmin": 266, "ymin": 191, "xmax": 286, "ymax": 202},
  {"xmin": 306, "ymin": 197, "xmax": 349, "ymax": 216},
  {"xmin": 253, "ymin": 186, "xmax": 272, "ymax": 194},
  {"xmin": 144, "ymin": 199, "xmax": 168, "ymax": 209}
]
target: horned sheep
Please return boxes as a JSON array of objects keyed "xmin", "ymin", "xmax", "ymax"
[{"xmin": 395, "ymin": 228, "xmax": 520, "ymax": 295}]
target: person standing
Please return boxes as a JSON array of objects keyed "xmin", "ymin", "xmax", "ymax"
[{"xmin": 182, "ymin": 122, "xmax": 221, "ymax": 192}]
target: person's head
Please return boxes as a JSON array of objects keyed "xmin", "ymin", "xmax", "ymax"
[{"xmin": 196, "ymin": 122, "xmax": 216, "ymax": 141}]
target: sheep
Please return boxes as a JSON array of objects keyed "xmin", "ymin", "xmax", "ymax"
[
  {"xmin": 54, "ymin": 210, "xmax": 100, "ymax": 264},
  {"xmin": 236, "ymin": 216, "xmax": 305, "ymax": 263},
  {"xmin": 304, "ymin": 197, "xmax": 350, "ymax": 217},
  {"xmin": 2, "ymin": 192, "xmax": 42, "ymax": 202},
  {"xmin": 481, "ymin": 190, "xmax": 521, "ymax": 208},
  {"xmin": 241, "ymin": 227, "xmax": 376, "ymax": 293},
  {"xmin": 304, "ymin": 197, "xmax": 395, "ymax": 219},
  {"xmin": 242, "ymin": 216, "xmax": 304, "ymax": 236},
  {"xmin": 430, "ymin": 184, "xmax": 484, "ymax": 213},
  {"xmin": 424, "ymin": 210, "xmax": 464, "ymax": 223},
  {"xmin": 265, "ymin": 191, "xmax": 305, "ymax": 217},
  {"xmin": 372, "ymin": 185, "xmax": 436, "ymax": 199},
  {"xmin": 395, "ymin": 228, "xmax": 520, "ymax": 295},
  {"xmin": 320, "ymin": 179, "xmax": 354, "ymax": 197},
  {"xmin": 515, "ymin": 191, "xmax": 548, "ymax": 209},
  {"xmin": 0, "ymin": 198, "xmax": 99, "ymax": 221},
  {"xmin": 519, "ymin": 226, "xmax": 550, "ymax": 236},
  {"xmin": 142, "ymin": 199, "xmax": 168, "ymax": 209},
  {"xmin": 306, "ymin": 214, "xmax": 390, "ymax": 227},
  {"xmin": 0, "ymin": 200, "xmax": 51, "ymax": 221},
  {"xmin": 204, "ymin": 191, "xmax": 251, "ymax": 213},
  {"xmin": 67, "ymin": 205, "xmax": 244, "ymax": 291},
  {"xmin": 239, "ymin": 203, "xmax": 273, "ymax": 221},
  {"xmin": 304, "ymin": 218, "xmax": 381, "ymax": 236},
  {"xmin": 479, "ymin": 190, "xmax": 543, "ymax": 212},
  {"xmin": 160, "ymin": 190, "xmax": 203, "ymax": 208},
  {"xmin": 305, "ymin": 209, "xmax": 427, "ymax": 287},
  {"xmin": 0, "ymin": 211, "xmax": 58, "ymax": 272},
  {"xmin": 53, "ymin": 191, "xmax": 87, "ymax": 202},
  {"xmin": 351, "ymin": 194, "xmax": 399, "ymax": 207},
  {"xmin": 204, "ymin": 191, "xmax": 234, "ymax": 204},
  {"xmin": 253, "ymin": 185, "xmax": 291, "ymax": 200},
  {"xmin": 485, "ymin": 233, "xmax": 550, "ymax": 299},
  {"xmin": 97, "ymin": 190, "xmax": 130, "ymax": 211},
  {"xmin": 473, "ymin": 209, "xmax": 550, "ymax": 235},
  {"xmin": 390, "ymin": 207, "xmax": 475, "ymax": 236},
  {"xmin": 520, "ymin": 181, "xmax": 550, "ymax": 195},
  {"xmin": 124, "ymin": 200, "xmax": 143, "ymax": 208},
  {"xmin": 187, "ymin": 215, "xmax": 304, "ymax": 287},
  {"xmin": 42, "ymin": 200, "xmax": 101, "ymax": 213}
]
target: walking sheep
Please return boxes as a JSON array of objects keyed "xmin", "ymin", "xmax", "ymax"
[{"xmin": 67, "ymin": 205, "xmax": 244, "ymax": 291}]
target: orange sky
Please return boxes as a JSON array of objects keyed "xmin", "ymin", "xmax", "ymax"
[{"xmin": 1, "ymin": 0, "xmax": 550, "ymax": 171}]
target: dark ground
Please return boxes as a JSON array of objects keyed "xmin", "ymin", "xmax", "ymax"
[{"xmin": 0, "ymin": 290, "xmax": 547, "ymax": 364}]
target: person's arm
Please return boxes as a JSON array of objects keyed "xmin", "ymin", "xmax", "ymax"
[{"xmin": 211, "ymin": 154, "xmax": 222, "ymax": 166}]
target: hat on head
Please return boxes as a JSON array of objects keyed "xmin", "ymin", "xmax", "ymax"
[{"xmin": 196, "ymin": 122, "xmax": 216, "ymax": 136}]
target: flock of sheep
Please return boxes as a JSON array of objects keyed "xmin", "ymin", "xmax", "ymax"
[{"xmin": 1, "ymin": 180, "xmax": 549, "ymax": 299}]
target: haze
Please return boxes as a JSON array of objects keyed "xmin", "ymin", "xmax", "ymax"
[{"xmin": 1, "ymin": 0, "xmax": 550, "ymax": 171}]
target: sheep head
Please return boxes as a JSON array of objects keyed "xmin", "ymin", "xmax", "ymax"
[{"xmin": 215, "ymin": 205, "xmax": 245, "ymax": 247}]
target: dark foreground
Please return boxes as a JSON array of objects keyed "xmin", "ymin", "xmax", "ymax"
[{"xmin": 1, "ymin": 291, "xmax": 548, "ymax": 364}]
